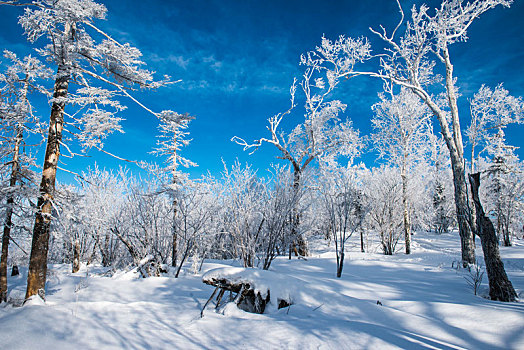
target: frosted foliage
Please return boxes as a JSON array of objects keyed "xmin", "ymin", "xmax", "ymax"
[
  {"xmin": 153, "ymin": 111, "xmax": 196, "ymax": 181},
  {"xmin": 15, "ymin": 0, "xmax": 172, "ymax": 155},
  {"xmin": 0, "ymin": 50, "xmax": 49, "ymax": 129},
  {"xmin": 233, "ymin": 35, "xmax": 367, "ymax": 172},
  {"xmin": 468, "ymin": 84, "xmax": 524, "ymax": 170},
  {"xmin": 429, "ymin": 0, "xmax": 512, "ymax": 47},
  {"xmin": 372, "ymin": 88, "xmax": 432, "ymax": 168},
  {"xmin": 364, "ymin": 166, "xmax": 403, "ymax": 255}
]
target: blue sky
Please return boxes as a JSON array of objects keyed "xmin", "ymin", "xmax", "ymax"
[{"xmin": 1, "ymin": 0, "xmax": 523, "ymax": 182}]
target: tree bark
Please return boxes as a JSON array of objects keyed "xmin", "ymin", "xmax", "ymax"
[
  {"xmin": 468, "ymin": 173, "xmax": 517, "ymax": 302},
  {"xmin": 72, "ymin": 239, "xmax": 80, "ymax": 273},
  {"xmin": 25, "ymin": 65, "xmax": 70, "ymax": 300},
  {"xmin": 0, "ymin": 127, "xmax": 22, "ymax": 302},
  {"xmin": 451, "ymin": 157, "xmax": 475, "ymax": 266},
  {"xmin": 171, "ymin": 197, "xmax": 178, "ymax": 267},
  {"xmin": 1, "ymin": 77, "xmax": 28, "ymax": 303},
  {"xmin": 410, "ymin": 47, "xmax": 476, "ymax": 267},
  {"xmin": 401, "ymin": 165, "xmax": 411, "ymax": 255},
  {"xmin": 360, "ymin": 228, "xmax": 365, "ymax": 253}
]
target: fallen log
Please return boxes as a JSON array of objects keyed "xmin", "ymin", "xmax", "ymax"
[{"xmin": 201, "ymin": 267, "xmax": 293, "ymax": 315}]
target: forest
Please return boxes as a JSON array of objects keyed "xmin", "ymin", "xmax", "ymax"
[{"xmin": 0, "ymin": 0, "xmax": 523, "ymax": 349}]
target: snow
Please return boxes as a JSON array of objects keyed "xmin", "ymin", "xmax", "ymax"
[
  {"xmin": 1, "ymin": 231, "xmax": 524, "ymax": 349},
  {"xmin": 202, "ymin": 266, "xmax": 300, "ymax": 310}
]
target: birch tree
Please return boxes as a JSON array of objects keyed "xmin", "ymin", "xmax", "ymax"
[
  {"xmin": 371, "ymin": 87, "xmax": 432, "ymax": 254},
  {"xmin": 314, "ymin": 0, "xmax": 513, "ymax": 266},
  {"xmin": 3, "ymin": 0, "xmax": 173, "ymax": 300}
]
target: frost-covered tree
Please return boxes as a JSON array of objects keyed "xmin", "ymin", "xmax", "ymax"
[
  {"xmin": 467, "ymin": 84, "xmax": 523, "ymax": 246},
  {"xmin": 173, "ymin": 177, "xmax": 216, "ymax": 277},
  {"xmin": 468, "ymin": 84, "xmax": 523, "ymax": 173},
  {"xmin": 314, "ymin": 0, "xmax": 514, "ymax": 266},
  {"xmin": 0, "ymin": 51, "xmax": 49, "ymax": 302},
  {"xmin": 2, "ymin": 0, "xmax": 173, "ymax": 299},
  {"xmin": 258, "ymin": 165, "xmax": 300, "ymax": 270},
  {"xmin": 318, "ymin": 164, "xmax": 367, "ymax": 277},
  {"xmin": 372, "ymin": 87, "xmax": 433, "ymax": 254},
  {"xmin": 152, "ymin": 112, "xmax": 196, "ymax": 268},
  {"xmin": 365, "ymin": 166, "xmax": 403, "ymax": 255},
  {"xmin": 219, "ymin": 162, "xmax": 264, "ymax": 268},
  {"xmin": 468, "ymin": 84, "xmax": 522, "ymax": 242},
  {"xmin": 233, "ymin": 40, "xmax": 365, "ymax": 255}
]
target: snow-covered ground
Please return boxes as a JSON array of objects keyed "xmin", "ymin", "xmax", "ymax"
[{"xmin": 1, "ymin": 231, "xmax": 523, "ymax": 349}]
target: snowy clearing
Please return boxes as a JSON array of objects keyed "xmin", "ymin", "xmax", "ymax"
[{"xmin": 1, "ymin": 231, "xmax": 523, "ymax": 350}]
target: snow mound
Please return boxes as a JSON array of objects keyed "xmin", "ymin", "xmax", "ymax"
[
  {"xmin": 23, "ymin": 295, "xmax": 46, "ymax": 306},
  {"xmin": 202, "ymin": 267, "xmax": 301, "ymax": 311}
]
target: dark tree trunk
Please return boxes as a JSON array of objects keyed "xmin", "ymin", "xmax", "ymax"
[
  {"xmin": 336, "ymin": 251, "xmax": 344, "ymax": 278},
  {"xmin": 1, "ymin": 78, "xmax": 27, "ymax": 302},
  {"xmin": 0, "ymin": 130, "xmax": 21, "ymax": 302},
  {"xmin": 72, "ymin": 240, "xmax": 80, "ymax": 273},
  {"xmin": 401, "ymin": 171, "xmax": 411, "ymax": 255},
  {"xmin": 469, "ymin": 173, "xmax": 517, "ymax": 302}
]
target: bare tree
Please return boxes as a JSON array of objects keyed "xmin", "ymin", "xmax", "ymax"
[{"xmin": 366, "ymin": 166, "xmax": 403, "ymax": 255}]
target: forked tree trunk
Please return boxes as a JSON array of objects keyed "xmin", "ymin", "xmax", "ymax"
[
  {"xmin": 25, "ymin": 66, "xmax": 70, "ymax": 300},
  {"xmin": 468, "ymin": 173, "xmax": 517, "ymax": 302},
  {"xmin": 0, "ymin": 127, "xmax": 22, "ymax": 302}
]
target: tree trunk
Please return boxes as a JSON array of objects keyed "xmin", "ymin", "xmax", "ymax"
[
  {"xmin": 25, "ymin": 66, "xmax": 70, "ymax": 300},
  {"xmin": 360, "ymin": 228, "xmax": 365, "ymax": 253},
  {"xmin": 72, "ymin": 240, "xmax": 80, "ymax": 273},
  {"xmin": 1, "ymin": 78, "xmax": 28, "ymax": 303},
  {"xmin": 468, "ymin": 173, "xmax": 517, "ymax": 302},
  {"xmin": 401, "ymin": 168, "xmax": 411, "ymax": 255},
  {"xmin": 171, "ymin": 198, "xmax": 178, "ymax": 267},
  {"xmin": 290, "ymin": 168, "xmax": 307, "ymax": 257},
  {"xmin": 451, "ymin": 157, "xmax": 476, "ymax": 267},
  {"xmin": 0, "ymin": 126, "xmax": 22, "ymax": 302},
  {"xmin": 336, "ymin": 251, "xmax": 344, "ymax": 278},
  {"xmin": 413, "ymin": 47, "xmax": 475, "ymax": 267},
  {"xmin": 443, "ymin": 47, "xmax": 475, "ymax": 266}
]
